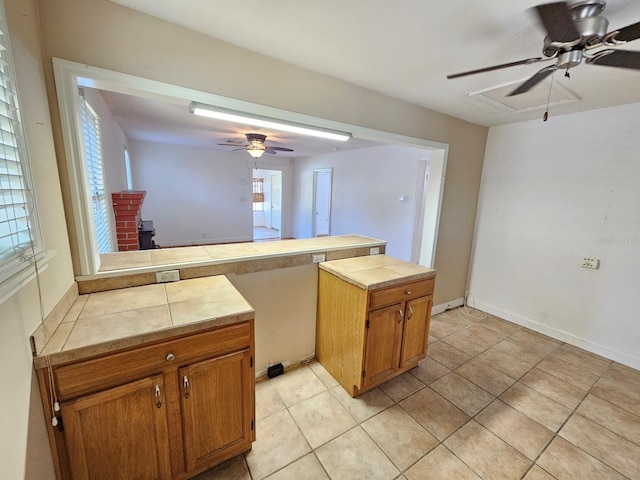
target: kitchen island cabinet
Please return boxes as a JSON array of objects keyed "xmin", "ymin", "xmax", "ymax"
[
  {"xmin": 34, "ymin": 276, "xmax": 255, "ymax": 480},
  {"xmin": 316, "ymin": 255, "xmax": 436, "ymax": 396}
]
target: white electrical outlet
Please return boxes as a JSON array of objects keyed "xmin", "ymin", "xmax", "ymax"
[
  {"xmin": 155, "ymin": 270, "xmax": 180, "ymax": 283},
  {"xmin": 312, "ymin": 253, "xmax": 326, "ymax": 263},
  {"xmin": 370, "ymin": 247, "xmax": 380, "ymax": 255},
  {"xmin": 580, "ymin": 257, "xmax": 600, "ymax": 269}
]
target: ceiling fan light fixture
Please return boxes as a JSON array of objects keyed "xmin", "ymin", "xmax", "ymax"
[
  {"xmin": 189, "ymin": 102, "xmax": 351, "ymax": 142},
  {"xmin": 246, "ymin": 146, "xmax": 265, "ymax": 158}
]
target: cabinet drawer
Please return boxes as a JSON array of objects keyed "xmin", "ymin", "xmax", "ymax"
[
  {"xmin": 54, "ymin": 321, "xmax": 252, "ymax": 400},
  {"xmin": 369, "ymin": 277, "xmax": 435, "ymax": 310}
]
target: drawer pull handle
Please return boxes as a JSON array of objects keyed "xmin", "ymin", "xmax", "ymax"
[
  {"xmin": 155, "ymin": 385, "xmax": 162, "ymax": 409},
  {"xmin": 183, "ymin": 375, "xmax": 190, "ymax": 399},
  {"xmin": 166, "ymin": 353, "xmax": 175, "ymax": 362},
  {"xmin": 407, "ymin": 306, "xmax": 414, "ymax": 320},
  {"xmin": 405, "ymin": 291, "xmax": 412, "ymax": 295},
  {"xmin": 398, "ymin": 309, "xmax": 404, "ymax": 323}
]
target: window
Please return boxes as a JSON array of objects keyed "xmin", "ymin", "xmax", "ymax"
[
  {"xmin": 0, "ymin": 1, "xmax": 45, "ymax": 289},
  {"xmin": 252, "ymin": 177, "xmax": 264, "ymax": 211},
  {"xmin": 79, "ymin": 91, "xmax": 112, "ymax": 254},
  {"xmin": 124, "ymin": 147, "xmax": 133, "ymax": 190}
]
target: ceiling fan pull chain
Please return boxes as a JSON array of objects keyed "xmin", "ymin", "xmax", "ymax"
[{"xmin": 543, "ymin": 70, "xmax": 556, "ymax": 122}]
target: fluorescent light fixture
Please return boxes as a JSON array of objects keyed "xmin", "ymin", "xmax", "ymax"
[{"xmin": 190, "ymin": 102, "xmax": 351, "ymax": 142}]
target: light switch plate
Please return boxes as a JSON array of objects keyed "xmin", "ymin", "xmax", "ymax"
[
  {"xmin": 312, "ymin": 253, "xmax": 326, "ymax": 263},
  {"xmin": 370, "ymin": 247, "xmax": 380, "ymax": 255}
]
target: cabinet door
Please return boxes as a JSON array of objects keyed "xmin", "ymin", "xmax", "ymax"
[
  {"xmin": 60, "ymin": 375, "xmax": 171, "ymax": 480},
  {"xmin": 362, "ymin": 304, "xmax": 404, "ymax": 387},
  {"xmin": 400, "ymin": 295, "xmax": 433, "ymax": 369},
  {"xmin": 180, "ymin": 349, "xmax": 253, "ymax": 473}
]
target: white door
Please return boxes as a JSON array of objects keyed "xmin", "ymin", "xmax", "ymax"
[{"xmin": 313, "ymin": 169, "xmax": 332, "ymax": 237}]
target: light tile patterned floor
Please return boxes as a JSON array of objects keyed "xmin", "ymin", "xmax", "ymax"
[{"xmin": 195, "ymin": 309, "xmax": 640, "ymax": 480}]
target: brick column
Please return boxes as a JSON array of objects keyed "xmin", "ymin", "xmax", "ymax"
[{"xmin": 111, "ymin": 191, "xmax": 146, "ymax": 251}]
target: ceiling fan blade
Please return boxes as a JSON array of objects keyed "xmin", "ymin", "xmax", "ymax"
[
  {"xmin": 447, "ymin": 57, "xmax": 545, "ymax": 79},
  {"xmin": 613, "ymin": 21, "xmax": 640, "ymax": 43},
  {"xmin": 588, "ymin": 49, "xmax": 640, "ymax": 70},
  {"xmin": 507, "ymin": 65, "xmax": 557, "ymax": 96},
  {"xmin": 264, "ymin": 149, "xmax": 277, "ymax": 155},
  {"xmin": 535, "ymin": 2, "xmax": 580, "ymax": 43},
  {"xmin": 232, "ymin": 148, "xmax": 246, "ymax": 152},
  {"xmin": 267, "ymin": 146, "xmax": 294, "ymax": 152},
  {"xmin": 217, "ymin": 143, "xmax": 247, "ymax": 147}
]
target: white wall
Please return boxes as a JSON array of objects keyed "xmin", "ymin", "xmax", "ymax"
[
  {"xmin": 469, "ymin": 102, "xmax": 640, "ymax": 369},
  {"xmin": 227, "ymin": 265, "xmax": 318, "ymax": 375},
  {"xmin": 1, "ymin": 0, "xmax": 74, "ymax": 478},
  {"xmin": 38, "ymin": 0, "xmax": 488, "ymax": 305},
  {"xmin": 130, "ymin": 141, "xmax": 294, "ymax": 246},
  {"xmin": 293, "ymin": 145, "xmax": 432, "ymax": 260}
]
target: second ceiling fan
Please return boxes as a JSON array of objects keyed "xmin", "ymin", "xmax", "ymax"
[{"xmin": 218, "ymin": 133, "xmax": 294, "ymax": 158}]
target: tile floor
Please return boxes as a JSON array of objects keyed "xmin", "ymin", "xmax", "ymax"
[
  {"xmin": 253, "ymin": 227, "xmax": 280, "ymax": 241},
  {"xmin": 195, "ymin": 308, "xmax": 640, "ymax": 480}
]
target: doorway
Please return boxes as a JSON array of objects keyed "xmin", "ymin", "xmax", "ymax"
[
  {"xmin": 253, "ymin": 169, "xmax": 282, "ymax": 241},
  {"xmin": 312, "ymin": 168, "xmax": 332, "ymax": 237},
  {"xmin": 411, "ymin": 149, "xmax": 446, "ymax": 268}
]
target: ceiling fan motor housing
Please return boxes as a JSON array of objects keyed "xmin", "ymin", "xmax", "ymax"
[
  {"xmin": 575, "ymin": 14, "xmax": 609, "ymax": 45},
  {"xmin": 557, "ymin": 49, "xmax": 583, "ymax": 69},
  {"xmin": 543, "ymin": 0, "xmax": 609, "ymax": 56},
  {"xmin": 246, "ymin": 133, "xmax": 267, "ymax": 144}
]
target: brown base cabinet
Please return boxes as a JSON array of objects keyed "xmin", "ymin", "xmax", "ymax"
[
  {"xmin": 36, "ymin": 321, "xmax": 255, "ymax": 480},
  {"xmin": 316, "ymin": 270, "xmax": 435, "ymax": 396}
]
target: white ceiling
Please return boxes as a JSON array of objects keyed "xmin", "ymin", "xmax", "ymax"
[
  {"xmin": 97, "ymin": 89, "xmax": 380, "ymax": 157},
  {"xmin": 111, "ymin": 0, "xmax": 640, "ymax": 127}
]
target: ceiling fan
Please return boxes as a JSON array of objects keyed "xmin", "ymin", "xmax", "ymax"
[
  {"xmin": 218, "ymin": 133, "xmax": 294, "ymax": 159},
  {"xmin": 447, "ymin": 1, "xmax": 640, "ymax": 96}
]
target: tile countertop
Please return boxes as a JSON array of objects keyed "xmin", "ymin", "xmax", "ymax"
[
  {"xmin": 94, "ymin": 235, "xmax": 386, "ymax": 276},
  {"xmin": 319, "ymin": 254, "xmax": 436, "ymax": 290},
  {"xmin": 33, "ymin": 276, "xmax": 254, "ymax": 368},
  {"xmin": 76, "ymin": 235, "xmax": 386, "ymax": 295}
]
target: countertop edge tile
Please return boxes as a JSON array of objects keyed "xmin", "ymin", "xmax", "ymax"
[
  {"xmin": 33, "ymin": 309, "xmax": 254, "ymax": 369},
  {"xmin": 33, "ymin": 275, "xmax": 255, "ymax": 368},
  {"xmin": 320, "ymin": 256, "xmax": 436, "ymax": 290}
]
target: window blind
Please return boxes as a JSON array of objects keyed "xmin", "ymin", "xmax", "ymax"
[
  {"xmin": 252, "ymin": 177, "xmax": 264, "ymax": 203},
  {"xmin": 79, "ymin": 92, "xmax": 112, "ymax": 254},
  {"xmin": 0, "ymin": 8, "xmax": 43, "ymax": 285}
]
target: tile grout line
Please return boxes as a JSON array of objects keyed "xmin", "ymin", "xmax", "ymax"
[
  {"xmin": 516, "ymin": 359, "xmax": 621, "ymax": 480},
  {"xmin": 400, "ymin": 311, "xmax": 565, "ymax": 478},
  {"xmin": 245, "ymin": 309, "xmax": 637, "ymax": 480}
]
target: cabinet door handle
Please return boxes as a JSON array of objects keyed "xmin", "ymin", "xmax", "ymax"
[
  {"xmin": 166, "ymin": 353, "xmax": 175, "ymax": 361},
  {"xmin": 405, "ymin": 290, "xmax": 412, "ymax": 295},
  {"xmin": 155, "ymin": 385, "xmax": 162, "ymax": 409},
  {"xmin": 407, "ymin": 306, "xmax": 413, "ymax": 320},
  {"xmin": 398, "ymin": 309, "xmax": 404, "ymax": 323},
  {"xmin": 183, "ymin": 375, "xmax": 190, "ymax": 399}
]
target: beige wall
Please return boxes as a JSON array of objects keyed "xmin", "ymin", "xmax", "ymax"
[
  {"xmin": 37, "ymin": 0, "xmax": 488, "ymax": 305},
  {"xmin": 0, "ymin": 2, "xmax": 486, "ymax": 475},
  {"xmin": 0, "ymin": 0, "xmax": 75, "ymax": 478}
]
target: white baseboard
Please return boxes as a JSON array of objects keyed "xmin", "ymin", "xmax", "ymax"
[
  {"xmin": 474, "ymin": 301, "xmax": 640, "ymax": 371},
  {"xmin": 432, "ymin": 297, "xmax": 465, "ymax": 315},
  {"xmin": 158, "ymin": 236, "xmax": 253, "ymax": 248}
]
